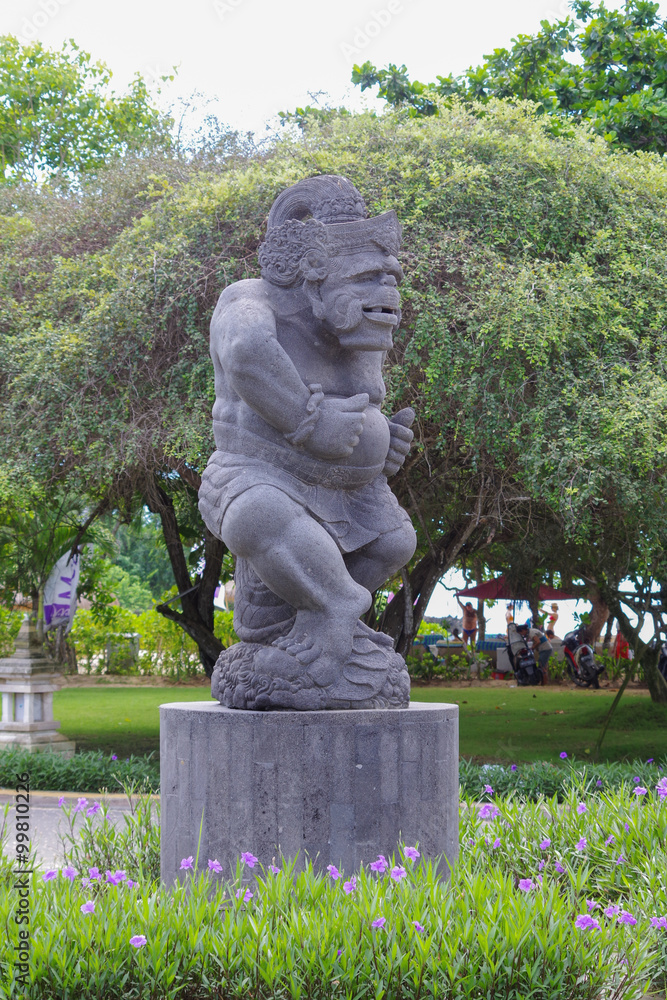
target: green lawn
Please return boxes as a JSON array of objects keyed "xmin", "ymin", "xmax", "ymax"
[{"xmin": 54, "ymin": 685, "xmax": 667, "ymax": 762}]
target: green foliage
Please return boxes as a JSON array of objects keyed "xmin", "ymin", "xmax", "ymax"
[
  {"xmin": 0, "ymin": 36, "xmax": 172, "ymax": 183},
  {"xmin": 0, "ymin": 746, "xmax": 158, "ymax": 794},
  {"xmin": 113, "ymin": 512, "xmax": 175, "ymax": 601},
  {"xmin": 459, "ymin": 756, "xmax": 667, "ymax": 800},
  {"xmin": 352, "ymin": 0, "xmax": 667, "ymax": 153},
  {"xmin": 69, "ymin": 605, "xmax": 237, "ymax": 676},
  {"xmin": 0, "ymin": 604, "xmax": 21, "ymax": 656},
  {"xmin": 2, "ymin": 787, "xmax": 666, "ymax": 998},
  {"xmin": 60, "ymin": 785, "xmax": 160, "ymax": 883}
]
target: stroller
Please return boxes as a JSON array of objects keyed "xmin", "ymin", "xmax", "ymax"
[{"xmin": 506, "ymin": 623, "xmax": 542, "ymax": 686}]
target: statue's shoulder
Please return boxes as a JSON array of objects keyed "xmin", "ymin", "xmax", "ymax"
[{"xmin": 215, "ymin": 278, "xmax": 270, "ymax": 311}]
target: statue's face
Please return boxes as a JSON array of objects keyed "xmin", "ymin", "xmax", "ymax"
[{"xmin": 315, "ymin": 247, "xmax": 403, "ymax": 351}]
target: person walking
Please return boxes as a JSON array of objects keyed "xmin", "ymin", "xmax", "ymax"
[{"xmin": 456, "ymin": 596, "xmax": 478, "ymax": 649}]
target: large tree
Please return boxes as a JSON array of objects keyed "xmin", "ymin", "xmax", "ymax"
[
  {"xmin": 352, "ymin": 0, "xmax": 667, "ymax": 153},
  {"xmin": 3, "ymin": 100, "xmax": 667, "ymax": 682}
]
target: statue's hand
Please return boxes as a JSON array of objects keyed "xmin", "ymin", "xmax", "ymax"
[
  {"xmin": 382, "ymin": 407, "xmax": 415, "ymax": 477},
  {"xmin": 305, "ymin": 394, "xmax": 369, "ymax": 460}
]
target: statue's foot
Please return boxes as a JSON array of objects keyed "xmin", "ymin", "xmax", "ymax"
[{"xmin": 211, "ymin": 619, "xmax": 409, "ymax": 710}]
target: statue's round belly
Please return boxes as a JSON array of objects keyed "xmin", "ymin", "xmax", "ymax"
[{"xmin": 339, "ymin": 405, "xmax": 389, "ymax": 470}]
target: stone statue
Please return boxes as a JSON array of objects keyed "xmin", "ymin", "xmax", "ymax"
[{"xmin": 199, "ymin": 175, "xmax": 416, "ymax": 710}]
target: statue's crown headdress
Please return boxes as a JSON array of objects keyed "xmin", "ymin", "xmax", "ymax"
[{"xmin": 258, "ymin": 175, "xmax": 401, "ymax": 287}]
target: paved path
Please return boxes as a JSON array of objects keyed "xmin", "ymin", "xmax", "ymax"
[{"xmin": 0, "ymin": 790, "xmax": 155, "ymax": 868}]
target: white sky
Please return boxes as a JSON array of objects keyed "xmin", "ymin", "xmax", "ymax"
[{"xmin": 1, "ymin": 0, "xmax": 623, "ymax": 134}]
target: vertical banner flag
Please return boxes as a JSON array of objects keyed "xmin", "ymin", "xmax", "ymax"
[{"xmin": 43, "ymin": 550, "xmax": 81, "ymax": 633}]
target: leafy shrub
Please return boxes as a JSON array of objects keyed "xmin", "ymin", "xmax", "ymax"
[
  {"xmin": 0, "ymin": 606, "xmax": 22, "ymax": 657},
  {"xmin": 3, "ymin": 785, "xmax": 666, "ymax": 998},
  {"xmin": 0, "ymin": 747, "xmax": 159, "ymax": 794},
  {"xmin": 69, "ymin": 606, "xmax": 238, "ymax": 677}
]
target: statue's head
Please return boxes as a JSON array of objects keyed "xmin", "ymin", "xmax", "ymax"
[{"xmin": 258, "ymin": 175, "xmax": 402, "ymax": 350}]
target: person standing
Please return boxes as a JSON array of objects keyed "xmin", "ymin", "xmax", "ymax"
[
  {"xmin": 505, "ymin": 603, "xmax": 514, "ymax": 626},
  {"xmin": 456, "ymin": 596, "xmax": 478, "ymax": 649}
]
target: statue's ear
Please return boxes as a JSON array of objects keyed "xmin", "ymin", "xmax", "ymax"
[{"xmin": 299, "ymin": 249, "xmax": 329, "ymax": 282}]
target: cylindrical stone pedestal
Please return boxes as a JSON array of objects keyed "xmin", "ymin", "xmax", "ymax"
[{"xmin": 160, "ymin": 701, "xmax": 458, "ymax": 885}]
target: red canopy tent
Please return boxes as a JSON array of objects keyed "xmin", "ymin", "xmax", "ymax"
[{"xmin": 456, "ymin": 574, "xmax": 575, "ymax": 601}]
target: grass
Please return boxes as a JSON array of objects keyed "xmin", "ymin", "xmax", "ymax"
[
  {"xmin": 52, "ymin": 685, "xmax": 667, "ymax": 763},
  {"xmin": 3, "ymin": 784, "xmax": 666, "ymax": 999}
]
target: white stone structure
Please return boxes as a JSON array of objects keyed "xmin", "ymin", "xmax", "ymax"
[{"xmin": 0, "ymin": 616, "xmax": 75, "ymax": 756}]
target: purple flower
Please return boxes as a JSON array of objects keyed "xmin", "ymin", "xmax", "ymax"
[
  {"xmin": 650, "ymin": 916, "xmax": 667, "ymax": 930},
  {"xmin": 105, "ymin": 870, "xmax": 121, "ymax": 886},
  {"xmin": 126, "ymin": 879, "xmax": 138, "ymax": 888},
  {"xmin": 491, "ymin": 838, "xmax": 501, "ymax": 850},
  {"xmin": 575, "ymin": 837, "xmax": 587, "ymax": 851},
  {"xmin": 510, "ymin": 764, "xmax": 518, "ymax": 772},
  {"xmin": 483, "ymin": 784, "xmax": 494, "ymax": 795},
  {"xmin": 62, "ymin": 865, "xmax": 77, "ymax": 881},
  {"xmin": 130, "ymin": 935, "xmax": 147, "ymax": 948},
  {"xmin": 88, "ymin": 867, "xmax": 100, "ymax": 881},
  {"xmin": 518, "ymin": 878, "xmax": 534, "ymax": 892},
  {"xmin": 576, "ymin": 802, "xmax": 587, "ymax": 815},
  {"xmin": 268, "ymin": 865, "xmax": 281, "ymax": 875},
  {"xmin": 343, "ymin": 877, "xmax": 357, "ymax": 894},
  {"xmin": 478, "ymin": 804, "xmax": 500, "ymax": 821},
  {"xmin": 538, "ymin": 860, "xmax": 545, "ymax": 871},
  {"xmin": 179, "ymin": 857, "xmax": 194, "ymax": 871},
  {"xmin": 413, "ymin": 921, "xmax": 425, "ymax": 932},
  {"xmin": 586, "ymin": 899, "xmax": 598, "ymax": 911},
  {"xmin": 560, "ymin": 752, "xmax": 568, "ymax": 759},
  {"xmin": 81, "ymin": 877, "xmax": 90, "ymax": 886},
  {"xmin": 656, "ymin": 778, "xmax": 667, "ymax": 798},
  {"xmin": 235, "ymin": 887, "xmax": 253, "ymax": 902},
  {"xmin": 241, "ymin": 851, "xmax": 258, "ymax": 868},
  {"xmin": 605, "ymin": 835, "xmax": 615, "ymax": 846},
  {"xmin": 633, "ymin": 786, "xmax": 648, "ymax": 797},
  {"xmin": 633, "ymin": 776, "xmax": 641, "ymax": 784},
  {"xmin": 604, "ymin": 904, "xmax": 620, "ymax": 918},
  {"xmin": 539, "ymin": 838, "xmax": 551, "ymax": 850},
  {"xmin": 114, "ymin": 870, "xmax": 126, "ymax": 882},
  {"xmin": 86, "ymin": 802, "xmax": 101, "ymax": 817},
  {"xmin": 371, "ymin": 917, "xmax": 386, "ymax": 929},
  {"xmin": 80, "ymin": 900, "xmax": 95, "ymax": 914},
  {"xmin": 43, "ymin": 869, "xmax": 57, "ymax": 882},
  {"xmin": 618, "ymin": 910, "xmax": 637, "ymax": 925},
  {"xmin": 327, "ymin": 864, "xmax": 341, "ymax": 880},
  {"xmin": 208, "ymin": 859, "xmax": 222, "ymax": 874},
  {"xmin": 111, "ymin": 754, "xmax": 118, "ymax": 761},
  {"xmin": 615, "ymin": 855, "xmax": 625, "ymax": 865},
  {"xmin": 555, "ymin": 862, "xmax": 566, "ymax": 873},
  {"xmin": 370, "ymin": 855, "xmax": 387, "ymax": 873},
  {"xmin": 58, "ymin": 796, "xmax": 65, "ymax": 807},
  {"xmin": 73, "ymin": 797, "xmax": 88, "ymax": 814},
  {"xmin": 575, "ymin": 914, "xmax": 600, "ymax": 930},
  {"xmin": 647, "ymin": 758, "xmax": 654, "ymax": 763},
  {"xmin": 390, "ymin": 866, "xmax": 407, "ymax": 881},
  {"xmin": 596, "ymin": 780, "xmax": 603, "ymax": 788},
  {"xmin": 403, "ymin": 846, "xmax": 420, "ymax": 861},
  {"xmin": 624, "ymin": 822, "xmax": 630, "ymax": 832}
]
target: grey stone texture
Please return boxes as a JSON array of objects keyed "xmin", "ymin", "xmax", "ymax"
[
  {"xmin": 0, "ymin": 616, "xmax": 75, "ymax": 756},
  {"xmin": 198, "ymin": 175, "xmax": 417, "ymax": 710},
  {"xmin": 160, "ymin": 701, "xmax": 458, "ymax": 885}
]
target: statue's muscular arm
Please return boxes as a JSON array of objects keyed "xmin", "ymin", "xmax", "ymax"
[{"xmin": 212, "ymin": 282, "xmax": 369, "ymax": 460}]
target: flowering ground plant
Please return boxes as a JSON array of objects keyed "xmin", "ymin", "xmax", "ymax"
[{"xmin": 1, "ymin": 780, "xmax": 666, "ymax": 999}]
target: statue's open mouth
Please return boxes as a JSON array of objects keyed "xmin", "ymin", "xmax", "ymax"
[{"xmin": 362, "ymin": 305, "xmax": 399, "ymax": 325}]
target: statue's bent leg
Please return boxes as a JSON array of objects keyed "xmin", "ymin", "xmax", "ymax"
[
  {"xmin": 221, "ymin": 484, "xmax": 371, "ymax": 684},
  {"xmin": 344, "ymin": 522, "xmax": 417, "ymax": 594}
]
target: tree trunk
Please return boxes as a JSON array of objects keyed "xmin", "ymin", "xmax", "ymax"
[
  {"xmin": 641, "ymin": 649, "xmax": 667, "ymax": 703},
  {"xmin": 474, "ymin": 559, "xmax": 485, "ymax": 641},
  {"xmin": 146, "ymin": 479, "xmax": 224, "ymax": 677},
  {"xmin": 602, "ymin": 614, "xmax": 614, "ymax": 650},
  {"xmin": 584, "ymin": 586, "xmax": 610, "ymax": 646}
]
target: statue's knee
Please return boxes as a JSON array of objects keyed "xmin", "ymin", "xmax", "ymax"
[
  {"xmin": 389, "ymin": 521, "xmax": 417, "ymax": 567},
  {"xmin": 221, "ymin": 486, "xmax": 293, "ymax": 556}
]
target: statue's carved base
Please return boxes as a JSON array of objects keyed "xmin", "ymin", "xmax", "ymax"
[{"xmin": 212, "ymin": 622, "xmax": 409, "ymax": 710}]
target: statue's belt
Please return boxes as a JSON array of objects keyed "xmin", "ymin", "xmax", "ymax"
[{"xmin": 212, "ymin": 422, "xmax": 385, "ymax": 489}]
